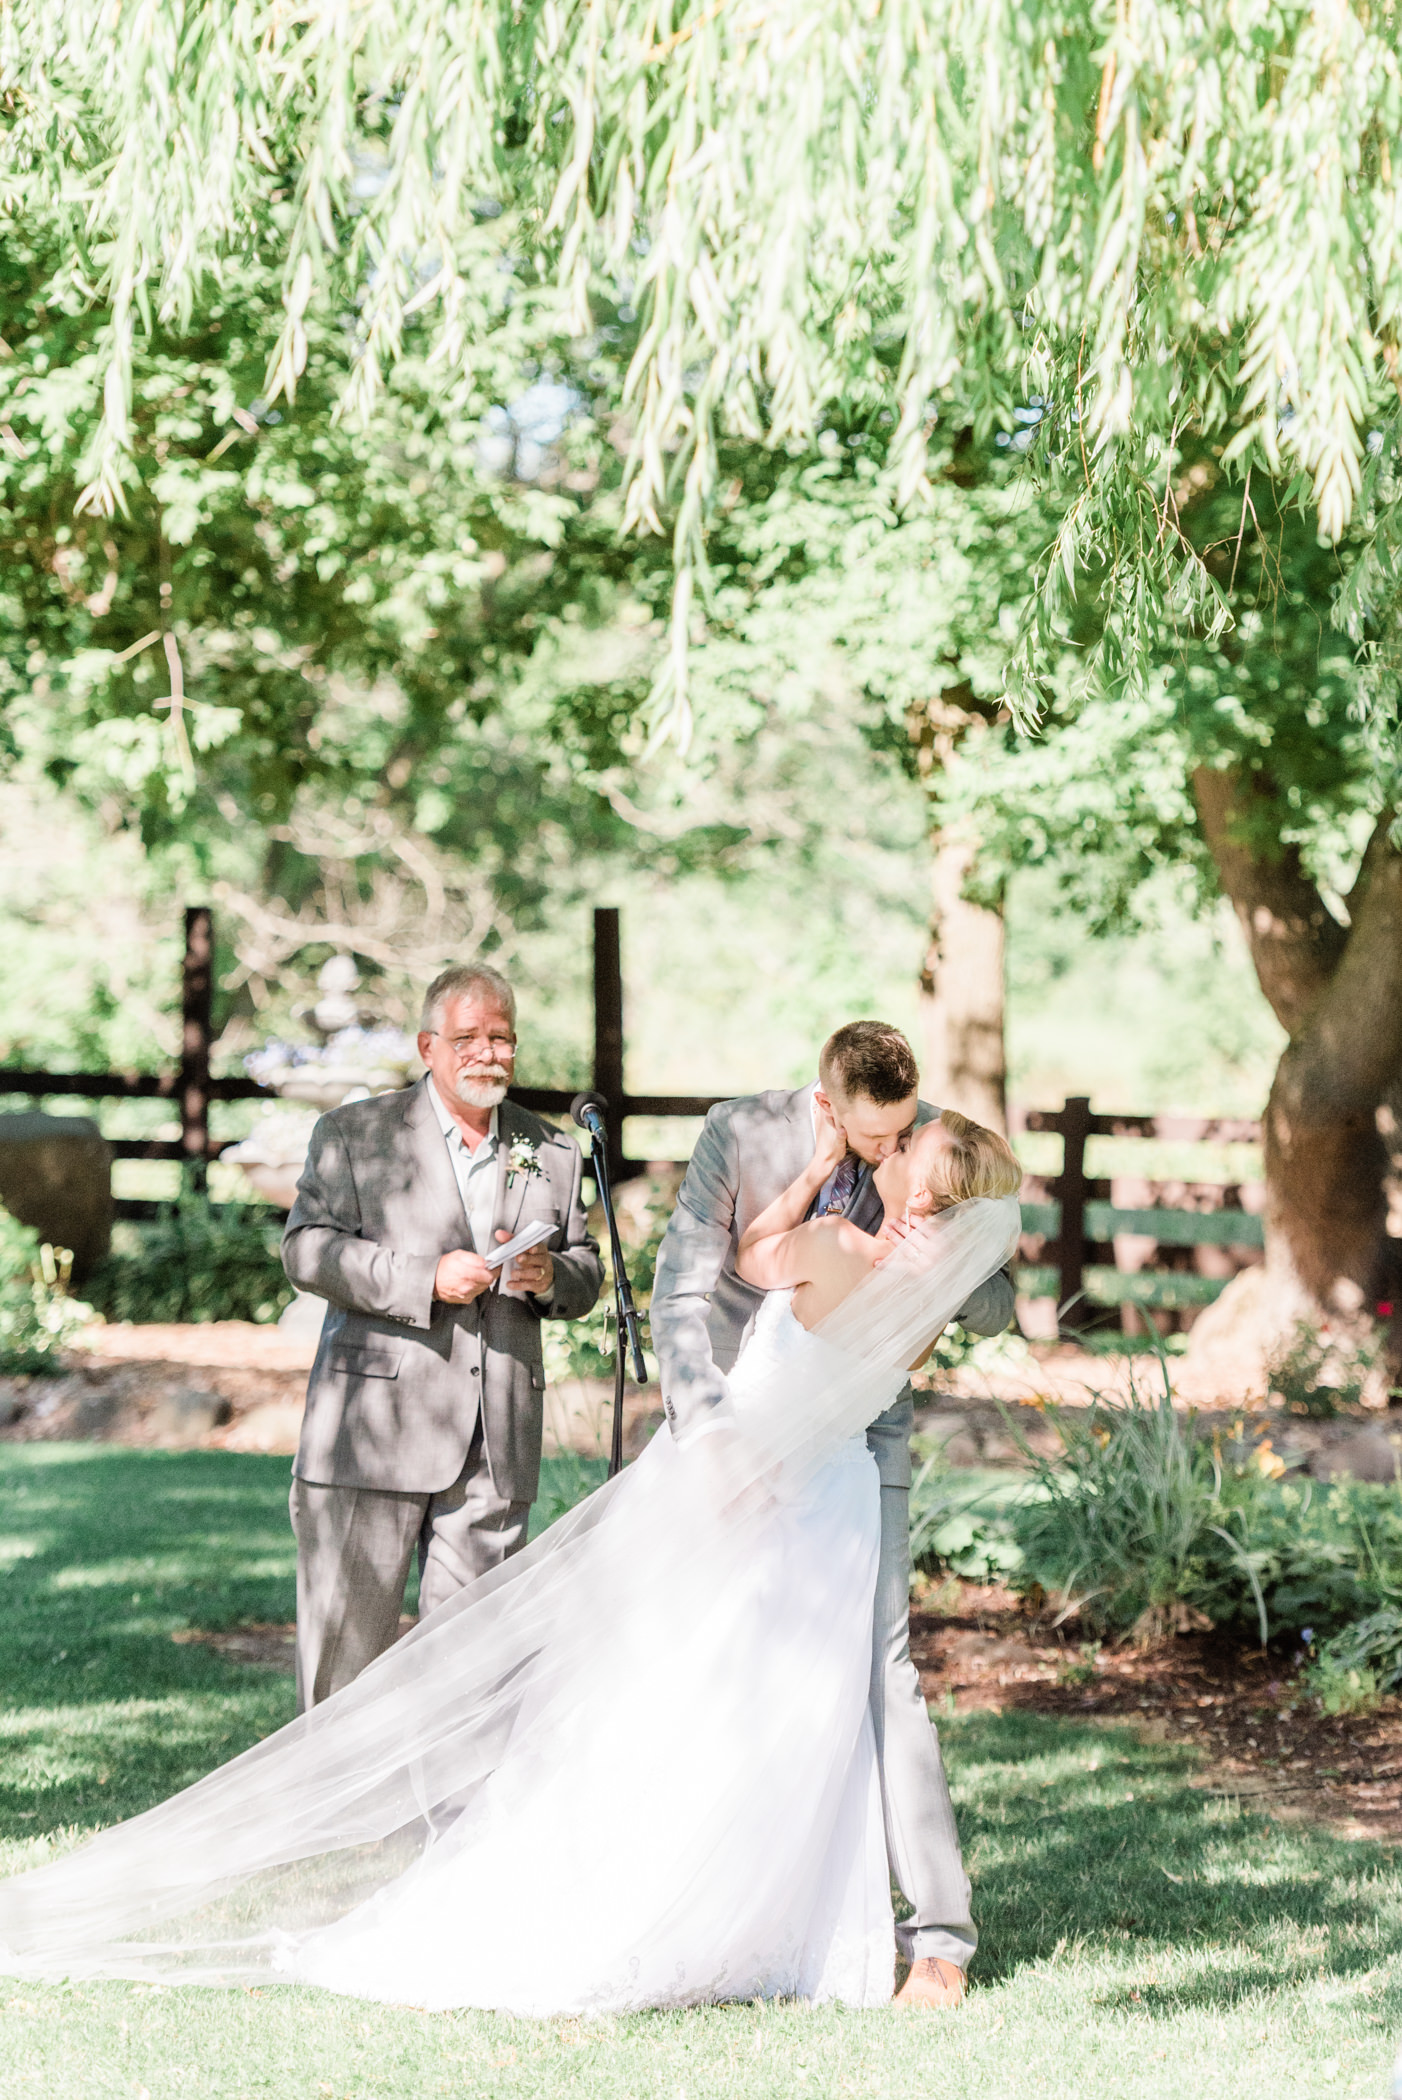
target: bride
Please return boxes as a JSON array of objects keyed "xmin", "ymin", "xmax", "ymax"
[{"xmin": 0, "ymin": 1112, "xmax": 1020, "ymax": 2014}]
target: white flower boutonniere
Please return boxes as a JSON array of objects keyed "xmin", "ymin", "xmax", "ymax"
[{"xmin": 506, "ymin": 1137, "xmax": 542, "ymax": 1188}]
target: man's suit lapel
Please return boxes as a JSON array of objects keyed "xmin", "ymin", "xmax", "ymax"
[
  {"xmin": 775, "ymin": 1083, "xmax": 819, "ymax": 1194},
  {"xmin": 403, "ymin": 1078, "xmax": 473, "ymax": 1245}
]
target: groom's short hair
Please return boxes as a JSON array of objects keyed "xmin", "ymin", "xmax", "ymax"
[
  {"xmin": 420, "ymin": 963, "xmax": 517, "ymax": 1033},
  {"xmin": 819, "ymin": 1022, "xmax": 919, "ymax": 1106}
]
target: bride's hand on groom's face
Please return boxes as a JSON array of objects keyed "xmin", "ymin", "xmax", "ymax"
[{"xmin": 811, "ymin": 1101, "xmax": 850, "ymax": 1181}]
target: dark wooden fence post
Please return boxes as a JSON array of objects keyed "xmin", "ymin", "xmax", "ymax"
[
  {"xmin": 592, "ymin": 906, "xmax": 630, "ymax": 1185},
  {"xmin": 180, "ymin": 905, "xmax": 213, "ymax": 1195},
  {"xmin": 1054, "ymin": 1094, "xmax": 1091, "ymax": 1331}
]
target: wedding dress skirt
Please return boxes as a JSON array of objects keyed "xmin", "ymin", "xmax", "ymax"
[
  {"xmin": 291, "ymin": 1294, "xmax": 891, "ymax": 2011},
  {"xmin": 0, "ymin": 1197, "xmax": 1019, "ymax": 2014}
]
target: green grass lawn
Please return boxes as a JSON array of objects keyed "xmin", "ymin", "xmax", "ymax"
[{"xmin": 1, "ymin": 1445, "xmax": 1399, "ymax": 2098}]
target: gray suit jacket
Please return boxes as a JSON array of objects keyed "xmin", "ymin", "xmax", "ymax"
[
  {"xmin": 281, "ymin": 1080, "xmax": 603, "ymax": 1499},
  {"xmin": 649, "ymin": 1084, "xmax": 1016, "ymax": 1488}
]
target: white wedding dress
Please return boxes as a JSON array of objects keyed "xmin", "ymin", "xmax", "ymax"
[
  {"xmin": 289, "ymin": 1291, "xmax": 893, "ymax": 2011},
  {"xmin": 0, "ymin": 1196, "xmax": 1019, "ymax": 2013}
]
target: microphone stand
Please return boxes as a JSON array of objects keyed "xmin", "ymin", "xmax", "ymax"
[{"xmin": 571, "ymin": 1095, "xmax": 648, "ymax": 1477}]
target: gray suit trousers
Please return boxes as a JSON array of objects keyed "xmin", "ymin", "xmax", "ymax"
[
  {"xmin": 290, "ymin": 1429, "xmax": 529, "ymax": 1712},
  {"xmin": 875, "ymin": 1482, "xmax": 976, "ymax": 1966}
]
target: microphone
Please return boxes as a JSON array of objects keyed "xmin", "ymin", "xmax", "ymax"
[{"xmin": 570, "ymin": 1091, "xmax": 608, "ymax": 1138}]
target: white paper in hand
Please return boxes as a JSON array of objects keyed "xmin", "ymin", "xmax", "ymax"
[
  {"xmin": 486, "ymin": 1216, "xmax": 555, "ymax": 1300},
  {"xmin": 483, "ymin": 1217, "xmax": 556, "ymax": 1269}
]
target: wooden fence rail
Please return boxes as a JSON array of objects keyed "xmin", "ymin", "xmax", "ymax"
[
  {"xmin": 0, "ymin": 907, "xmax": 724, "ymax": 1219},
  {"xmin": 0, "ymin": 909, "xmax": 1268, "ymax": 1328},
  {"xmin": 1011, "ymin": 1097, "xmax": 1264, "ymax": 1330}
]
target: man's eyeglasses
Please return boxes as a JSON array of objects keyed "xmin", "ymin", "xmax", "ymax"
[{"xmin": 430, "ymin": 1032, "xmax": 516, "ymax": 1061}]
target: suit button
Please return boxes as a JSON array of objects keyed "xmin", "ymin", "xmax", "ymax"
[{"xmin": 470, "ymin": 1366, "xmax": 480, "ymax": 1377}]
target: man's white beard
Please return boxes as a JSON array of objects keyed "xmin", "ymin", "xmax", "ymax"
[{"xmin": 452, "ymin": 1069, "xmax": 510, "ymax": 1109}]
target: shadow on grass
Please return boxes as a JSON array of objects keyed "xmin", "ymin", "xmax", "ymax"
[
  {"xmin": 948, "ymin": 1706, "xmax": 1402, "ymax": 2014},
  {"xmin": 0, "ymin": 1446, "xmax": 302, "ymax": 1838},
  {"xmin": 0, "ymin": 1446, "xmax": 608, "ymax": 1844},
  {"xmin": 6, "ymin": 1448, "xmax": 1402, "ymax": 2019}
]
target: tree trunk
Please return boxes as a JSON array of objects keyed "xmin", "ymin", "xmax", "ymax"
[
  {"xmin": 1186, "ymin": 769, "xmax": 1402, "ymax": 1389},
  {"xmin": 906, "ymin": 692, "xmax": 1008, "ymax": 1133},
  {"xmin": 919, "ymin": 830, "xmax": 1007, "ymax": 1131}
]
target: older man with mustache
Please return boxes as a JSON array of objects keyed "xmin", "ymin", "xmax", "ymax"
[{"xmin": 281, "ymin": 963, "xmax": 603, "ymax": 1710}]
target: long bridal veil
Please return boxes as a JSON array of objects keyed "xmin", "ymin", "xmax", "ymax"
[{"xmin": 0, "ymin": 1195, "xmax": 1019, "ymax": 1987}]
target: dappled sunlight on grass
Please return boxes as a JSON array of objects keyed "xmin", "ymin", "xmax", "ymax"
[
  {"xmin": 0, "ymin": 1692, "xmax": 285, "ymax": 1850},
  {"xmin": 0, "ymin": 1449, "xmax": 298, "ymax": 1849},
  {"xmin": 0, "ymin": 1450, "xmax": 1399, "ymax": 2094},
  {"xmin": 949, "ymin": 1705, "xmax": 1402, "ymax": 2058}
]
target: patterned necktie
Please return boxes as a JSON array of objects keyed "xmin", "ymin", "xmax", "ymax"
[{"xmin": 819, "ymin": 1152, "xmax": 859, "ymax": 1216}]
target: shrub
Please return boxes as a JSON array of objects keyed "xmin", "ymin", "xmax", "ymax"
[
  {"xmin": 1007, "ymin": 1372, "xmax": 1235, "ymax": 1641},
  {"xmin": 1194, "ymin": 1471, "xmax": 1402, "ymax": 1640},
  {"xmin": 0, "ymin": 1205, "xmax": 38, "ymax": 1288},
  {"xmin": 1268, "ymin": 1321, "xmax": 1381, "ymax": 1419},
  {"xmin": 540, "ymin": 1168, "xmax": 677, "ymax": 1385},
  {"xmin": 0, "ymin": 1207, "xmax": 95, "ymax": 1372},
  {"xmin": 908, "ymin": 1444, "xmax": 1027, "ymax": 1581},
  {"xmin": 85, "ymin": 1202, "xmax": 293, "ymax": 1325},
  {"xmin": 533, "ymin": 1452, "xmax": 609, "ymax": 1529},
  {"xmin": 1007, "ymin": 1366, "xmax": 1402, "ymax": 1655},
  {"xmin": 1305, "ymin": 1610, "xmax": 1402, "ymax": 1714}
]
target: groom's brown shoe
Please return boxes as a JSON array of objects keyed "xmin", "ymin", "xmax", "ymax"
[{"xmin": 893, "ymin": 1957, "xmax": 966, "ymax": 2009}]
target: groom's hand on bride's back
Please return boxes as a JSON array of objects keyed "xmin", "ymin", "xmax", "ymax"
[{"xmin": 433, "ymin": 1249, "xmax": 496, "ymax": 1304}]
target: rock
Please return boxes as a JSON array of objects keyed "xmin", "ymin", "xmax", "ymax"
[
  {"xmin": 72, "ymin": 1386, "xmax": 123, "ymax": 1437},
  {"xmin": 948, "ymin": 1632, "xmax": 1043, "ymax": 1671},
  {"xmin": 0, "ymin": 1112, "xmax": 113, "ymax": 1281},
  {"xmin": 147, "ymin": 1387, "xmax": 232, "ymax": 1446},
  {"xmin": 1178, "ymin": 1265, "xmax": 1281, "ymax": 1405},
  {"xmin": 221, "ymin": 1400, "xmax": 305, "ymax": 1454},
  {"xmin": 1309, "ymin": 1431, "xmax": 1402, "ymax": 1483}
]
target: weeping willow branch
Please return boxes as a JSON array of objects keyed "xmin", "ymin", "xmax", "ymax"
[{"xmin": 5, "ymin": 0, "xmax": 1402, "ymax": 734}]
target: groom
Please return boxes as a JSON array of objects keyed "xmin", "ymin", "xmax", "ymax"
[
  {"xmin": 281, "ymin": 962, "xmax": 603, "ymax": 1711},
  {"xmin": 650, "ymin": 1021, "xmax": 1014, "ymax": 2007}
]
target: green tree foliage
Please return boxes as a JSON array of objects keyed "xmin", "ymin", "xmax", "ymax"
[
  {"xmin": 7, "ymin": 1, "xmax": 1402, "ymax": 731},
  {"xmin": 0, "ymin": 225, "xmax": 952, "ymax": 1063},
  {"xmin": 0, "ymin": 229, "xmax": 695, "ymax": 1042},
  {"xmin": 939, "ymin": 465, "xmax": 1379, "ymax": 926}
]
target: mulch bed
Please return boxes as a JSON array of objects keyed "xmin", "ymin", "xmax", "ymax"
[{"xmin": 912, "ymin": 1581, "xmax": 1402, "ymax": 1842}]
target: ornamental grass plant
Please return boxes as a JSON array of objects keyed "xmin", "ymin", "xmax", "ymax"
[
  {"xmin": 1006, "ymin": 1372, "xmax": 1402, "ymax": 1657},
  {"xmin": 1007, "ymin": 1372, "xmax": 1229, "ymax": 1642}
]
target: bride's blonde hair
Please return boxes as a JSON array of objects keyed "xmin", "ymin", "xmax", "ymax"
[{"xmin": 925, "ymin": 1110, "xmax": 1023, "ymax": 1207}]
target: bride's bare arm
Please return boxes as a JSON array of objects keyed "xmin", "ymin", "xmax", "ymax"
[
  {"xmin": 735, "ymin": 1183, "xmax": 834, "ymax": 1289},
  {"xmin": 735, "ymin": 1116, "xmax": 848, "ymax": 1289}
]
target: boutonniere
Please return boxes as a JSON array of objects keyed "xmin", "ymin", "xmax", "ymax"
[{"xmin": 507, "ymin": 1137, "xmax": 542, "ymax": 1187}]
